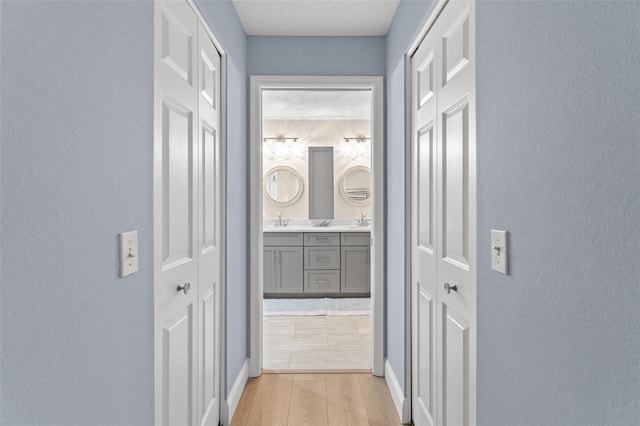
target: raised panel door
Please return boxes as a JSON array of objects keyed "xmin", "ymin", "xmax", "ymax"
[
  {"xmin": 155, "ymin": 1, "xmax": 198, "ymax": 423},
  {"xmin": 263, "ymin": 247, "xmax": 277, "ymax": 293},
  {"xmin": 340, "ymin": 246, "xmax": 370, "ymax": 293},
  {"xmin": 277, "ymin": 247, "xmax": 303, "ymax": 293},
  {"xmin": 435, "ymin": 1, "xmax": 476, "ymax": 425},
  {"xmin": 196, "ymin": 22, "xmax": 221, "ymax": 426}
]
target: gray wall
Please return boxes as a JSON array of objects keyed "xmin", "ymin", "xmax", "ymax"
[
  {"xmin": 386, "ymin": 0, "xmax": 640, "ymax": 423},
  {"xmin": 1, "ymin": 1, "xmax": 154, "ymax": 423},
  {"xmin": 384, "ymin": 0, "xmax": 437, "ymax": 394},
  {"xmin": 248, "ymin": 36, "xmax": 386, "ymax": 75},
  {"xmin": 0, "ymin": 0, "xmax": 248, "ymax": 422},
  {"xmin": 475, "ymin": 1, "xmax": 640, "ymax": 424},
  {"xmin": 195, "ymin": 0, "xmax": 249, "ymax": 397}
]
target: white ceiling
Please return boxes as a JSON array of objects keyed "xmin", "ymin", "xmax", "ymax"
[
  {"xmin": 232, "ymin": 0, "xmax": 400, "ymax": 36},
  {"xmin": 262, "ymin": 90, "xmax": 372, "ymax": 120}
]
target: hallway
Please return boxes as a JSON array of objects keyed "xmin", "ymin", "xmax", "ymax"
[{"xmin": 231, "ymin": 373, "xmax": 401, "ymax": 426}]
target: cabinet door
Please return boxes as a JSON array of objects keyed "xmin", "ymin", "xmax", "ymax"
[
  {"xmin": 263, "ymin": 247, "xmax": 277, "ymax": 293},
  {"xmin": 277, "ymin": 247, "xmax": 304, "ymax": 293},
  {"xmin": 341, "ymin": 246, "xmax": 371, "ymax": 293},
  {"xmin": 308, "ymin": 147, "xmax": 334, "ymax": 219}
]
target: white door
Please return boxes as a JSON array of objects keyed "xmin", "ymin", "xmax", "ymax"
[
  {"xmin": 154, "ymin": 1, "xmax": 222, "ymax": 425},
  {"xmin": 411, "ymin": 15, "xmax": 438, "ymax": 426},
  {"xmin": 197, "ymin": 21, "xmax": 222, "ymax": 426},
  {"xmin": 411, "ymin": 1, "xmax": 476, "ymax": 425}
]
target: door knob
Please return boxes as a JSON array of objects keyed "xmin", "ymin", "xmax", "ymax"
[
  {"xmin": 444, "ymin": 282, "xmax": 457, "ymax": 294},
  {"xmin": 177, "ymin": 282, "xmax": 191, "ymax": 295}
]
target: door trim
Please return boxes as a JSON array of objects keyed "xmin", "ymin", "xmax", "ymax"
[
  {"xmin": 248, "ymin": 75, "xmax": 385, "ymax": 377},
  {"xmin": 153, "ymin": 0, "xmax": 228, "ymax": 421}
]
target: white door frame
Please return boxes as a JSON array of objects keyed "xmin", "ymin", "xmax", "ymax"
[
  {"xmin": 153, "ymin": 0, "xmax": 229, "ymax": 420},
  {"xmin": 248, "ymin": 75, "xmax": 385, "ymax": 377},
  {"xmin": 405, "ymin": 0, "xmax": 476, "ymax": 422}
]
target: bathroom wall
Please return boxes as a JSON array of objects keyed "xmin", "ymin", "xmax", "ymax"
[{"xmin": 262, "ymin": 119, "xmax": 372, "ymax": 221}]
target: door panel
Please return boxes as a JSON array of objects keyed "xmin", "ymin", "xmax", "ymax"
[
  {"xmin": 277, "ymin": 247, "xmax": 303, "ymax": 293},
  {"xmin": 161, "ymin": 98, "xmax": 194, "ymax": 267},
  {"xmin": 263, "ymin": 247, "xmax": 277, "ymax": 293},
  {"xmin": 197, "ymin": 22, "xmax": 221, "ymax": 426},
  {"xmin": 156, "ymin": 2, "xmax": 222, "ymax": 425},
  {"xmin": 416, "ymin": 283, "xmax": 435, "ymax": 425},
  {"xmin": 412, "ymin": 15, "xmax": 438, "ymax": 426},
  {"xmin": 442, "ymin": 305, "xmax": 469, "ymax": 426},
  {"xmin": 442, "ymin": 98, "xmax": 469, "ymax": 269},
  {"xmin": 418, "ymin": 123, "xmax": 435, "ymax": 252},
  {"xmin": 160, "ymin": 2, "xmax": 194, "ymax": 84},
  {"xmin": 441, "ymin": 8, "xmax": 470, "ymax": 86},
  {"xmin": 412, "ymin": 1, "xmax": 475, "ymax": 425},
  {"xmin": 435, "ymin": 1, "xmax": 476, "ymax": 425},
  {"xmin": 201, "ymin": 123, "xmax": 216, "ymax": 252},
  {"xmin": 200, "ymin": 289, "xmax": 216, "ymax": 422},
  {"xmin": 163, "ymin": 306, "xmax": 194, "ymax": 426},
  {"xmin": 341, "ymin": 246, "xmax": 370, "ymax": 293}
]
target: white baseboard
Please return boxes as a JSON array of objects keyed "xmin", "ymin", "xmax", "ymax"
[
  {"xmin": 385, "ymin": 359, "xmax": 411, "ymax": 424},
  {"xmin": 221, "ymin": 360, "xmax": 249, "ymax": 426}
]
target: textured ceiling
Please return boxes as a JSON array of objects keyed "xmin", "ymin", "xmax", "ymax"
[
  {"xmin": 232, "ymin": 0, "xmax": 400, "ymax": 36},
  {"xmin": 262, "ymin": 90, "xmax": 372, "ymax": 120}
]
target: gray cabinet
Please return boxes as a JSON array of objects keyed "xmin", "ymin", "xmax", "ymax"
[
  {"xmin": 264, "ymin": 231, "xmax": 370, "ymax": 297},
  {"xmin": 341, "ymin": 246, "xmax": 370, "ymax": 293},
  {"xmin": 263, "ymin": 247, "xmax": 277, "ymax": 293},
  {"xmin": 264, "ymin": 235, "xmax": 303, "ymax": 294},
  {"xmin": 278, "ymin": 247, "xmax": 304, "ymax": 292},
  {"xmin": 308, "ymin": 147, "xmax": 334, "ymax": 219}
]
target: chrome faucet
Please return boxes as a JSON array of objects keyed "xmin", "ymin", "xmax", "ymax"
[
  {"xmin": 357, "ymin": 211, "xmax": 369, "ymax": 226},
  {"xmin": 276, "ymin": 211, "xmax": 289, "ymax": 227},
  {"xmin": 319, "ymin": 218, "xmax": 332, "ymax": 227}
]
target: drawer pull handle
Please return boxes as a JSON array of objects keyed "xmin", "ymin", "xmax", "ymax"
[
  {"xmin": 316, "ymin": 256, "xmax": 331, "ymax": 262},
  {"xmin": 316, "ymin": 279, "xmax": 330, "ymax": 284},
  {"xmin": 316, "ymin": 237, "xmax": 329, "ymax": 241}
]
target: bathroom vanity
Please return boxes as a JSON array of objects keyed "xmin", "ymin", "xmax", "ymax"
[{"xmin": 263, "ymin": 228, "xmax": 370, "ymax": 298}]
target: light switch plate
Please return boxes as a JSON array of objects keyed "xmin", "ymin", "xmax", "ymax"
[
  {"xmin": 120, "ymin": 231, "xmax": 138, "ymax": 277},
  {"xmin": 491, "ymin": 230, "xmax": 508, "ymax": 274}
]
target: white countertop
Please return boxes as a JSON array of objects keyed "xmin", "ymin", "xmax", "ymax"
[
  {"xmin": 263, "ymin": 225, "xmax": 370, "ymax": 233},
  {"xmin": 263, "ymin": 218, "xmax": 371, "ymax": 233}
]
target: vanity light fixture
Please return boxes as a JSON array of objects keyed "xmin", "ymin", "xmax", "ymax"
[
  {"xmin": 263, "ymin": 136, "xmax": 299, "ymax": 143},
  {"xmin": 344, "ymin": 137, "xmax": 370, "ymax": 143}
]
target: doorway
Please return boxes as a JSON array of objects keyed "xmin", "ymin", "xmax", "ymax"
[{"xmin": 249, "ymin": 76, "xmax": 385, "ymax": 377}]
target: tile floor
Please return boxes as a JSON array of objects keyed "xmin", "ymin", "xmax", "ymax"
[{"xmin": 263, "ymin": 314, "xmax": 371, "ymax": 372}]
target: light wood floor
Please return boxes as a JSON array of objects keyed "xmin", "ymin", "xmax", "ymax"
[
  {"xmin": 264, "ymin": 315, "xmax": 371, "ymax": 372},
  {"xmin": 230, "ymin": 373, "xmax": 403, "ymax": 426}
]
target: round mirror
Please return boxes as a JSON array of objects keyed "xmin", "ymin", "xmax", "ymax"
[
  {"xmin": 264, "ymin": 166, "xmax": 304, "ymax": 206},
  {"xmin": 340, "ymin": 166, "xmax": 371, "ymax": 205}
]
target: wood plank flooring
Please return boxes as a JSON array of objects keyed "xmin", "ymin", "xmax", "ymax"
[
  {"xmin": 263, "ymin": 315, "xmax": 371, "ymax": 372},
  {"xmin": 231, "ymin": 373, "xmax": 403, "ymax": 426}
]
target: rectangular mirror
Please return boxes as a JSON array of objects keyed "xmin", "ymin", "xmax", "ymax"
[{"xmin": 308, "ymin": 147, "xmax": 334, "ymax": 219}]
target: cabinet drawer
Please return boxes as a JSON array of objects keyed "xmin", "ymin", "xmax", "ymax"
[
  {"xmin": 304, "ymin": 270, "xmax": 340, "ymax": 293},
  {"xmin": 263, "ymin": 232, "xmax": 303, "ymax": 246},
  {"xmin": 304, "ymin": 247, "xmax": 340, "ymax": 269},
  {"xmin": 341, "ymin": 232, "xmax": 370, "ymax": 246},
  {"xmin": 304, "ymin": 233, "xmax": 340, "ymax": 246}
]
